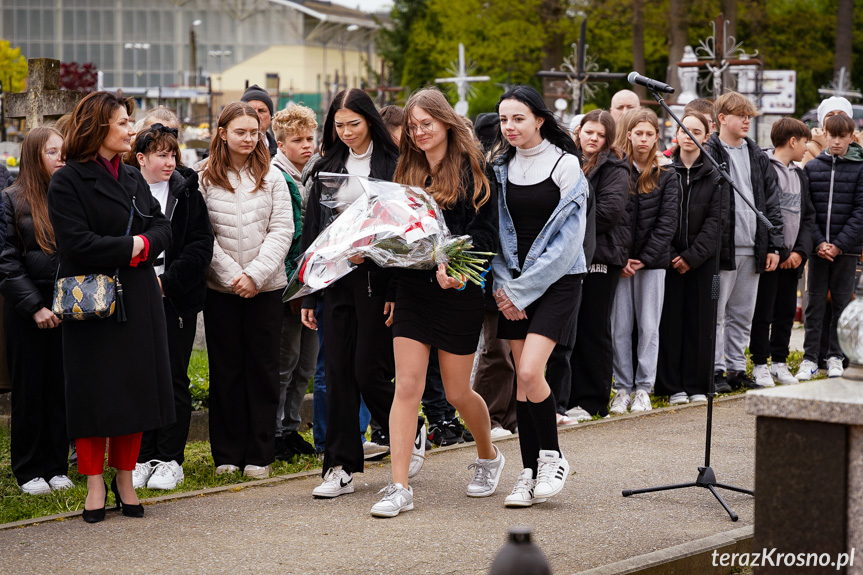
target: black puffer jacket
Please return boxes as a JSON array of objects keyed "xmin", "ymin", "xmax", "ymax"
[
  {"xmin": 159, "ymin": 166, "xmax": 214, "ymax": 319},
  {"xmin": 627, "ymin": 165, "xmax": 678, "ymax": 269},
  {"xmin": 705, "ymin": 134, "xmax": 785, "ymax": 271},
  {"xmin": 803, "ymin": 143, "xmax": 863, "ymax": 255},
  {"xmin": 586, "ymin": 151, "xmax": 631, "ymax": 267},
  {"xmin": 0, "ymin": 188, "xmax": 53, "ymax": 316},
  {"xmin": 0, "ymin": 165, "xmax": 13, "ymax": 191},
  {"xmin": 670, "ymin": 152, "xmax": 729, "ymax": 270}
]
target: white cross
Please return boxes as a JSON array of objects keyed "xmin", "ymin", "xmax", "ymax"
[{"xmin": 435, "ymin": 43, "xmax": 490, "ymax": 116}]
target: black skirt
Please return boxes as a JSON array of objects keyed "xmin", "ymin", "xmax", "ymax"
[
  {"xmin": 392, "ymin": 270, "xmax": 484, "ymax": 355},
  {"xmin": 497, "ymin": 273, "xmax": 584, "ymax": 347}
]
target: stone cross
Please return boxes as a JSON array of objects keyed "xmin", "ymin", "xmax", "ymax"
[
  {"xmin": 435, "ymin": 44, "xmax": 490, "ymax": 117},
  {"xmin": 5, "ymin": 58, "xmax": 82, "ymax": 129}
]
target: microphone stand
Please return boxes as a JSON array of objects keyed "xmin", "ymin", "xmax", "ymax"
[{"xmin": 621, "ymin": 88, "xmax": 771, "ymax": 521}]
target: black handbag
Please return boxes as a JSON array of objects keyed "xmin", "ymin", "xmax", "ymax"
[{"xmin": 51, "ymin": 206, "xmax": 133, "ymax": 322}]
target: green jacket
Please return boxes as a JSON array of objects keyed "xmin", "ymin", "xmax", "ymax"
[{"xmin": 277, "ymin": 169, "xmax": 303, "ymax": 279}]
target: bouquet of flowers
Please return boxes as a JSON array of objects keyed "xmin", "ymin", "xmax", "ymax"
[{"xmin": 284, "ymin": 173, "xmax": 494, "ymax": 301}]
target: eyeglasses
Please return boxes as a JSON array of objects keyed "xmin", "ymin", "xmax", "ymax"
[
  {"xmin": 730, "ymin": 114, "xmax": 753, "ymax": 121},
  {"xmin": 407, "ymin": 120, "xmax": 437, "ymax": 136},
  {"xmin": 44, "ymin": 149, "xmax": 62, "ymax": 159},
  {"xmin": 230, "ymin": 129, "xmax": 264, "ymax": 141}
]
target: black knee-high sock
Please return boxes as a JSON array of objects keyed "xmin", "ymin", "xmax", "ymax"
[
  {"xmin": 527, "ymin": 392, "xmax": 562, "ymax": 457},
  {"xmin": 516, "ymin": 400, "xmax": 541, "ymax": 474}
]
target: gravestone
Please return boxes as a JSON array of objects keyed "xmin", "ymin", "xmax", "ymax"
[{"xmin": 5, "ymin": 58, "xmax": 82, "ymax": 129}]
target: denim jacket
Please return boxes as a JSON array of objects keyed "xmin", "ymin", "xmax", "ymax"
[{"xmin": 491, "ymin": 158, "xmax": 589, "ymax": 311}]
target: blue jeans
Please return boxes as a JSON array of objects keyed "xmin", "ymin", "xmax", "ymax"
[{"xmin": 312, "ymin": 301, "xmax": 327, "ymax": 452}]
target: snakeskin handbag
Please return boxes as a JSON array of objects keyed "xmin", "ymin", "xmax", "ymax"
[
  {"xmin": 51, "ymin": 204, "xmax": 134, "ymax": 322},
  {"xmin": 52, "ymin": 273, "xmax": 117, "ymax": 320}
]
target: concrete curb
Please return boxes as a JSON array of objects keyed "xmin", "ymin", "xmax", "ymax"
[
  {"xmin": 0, "ymin": 394, "xmax": 747, "ymax": 532},
  {"xmin": 574, "ymin": 526, "xmax": 754, "ymax": 575}
]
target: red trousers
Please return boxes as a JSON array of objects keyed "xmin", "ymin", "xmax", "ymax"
[{"xmin": 76, "ymin": 433, "xmax": 143, "ymax": 475}]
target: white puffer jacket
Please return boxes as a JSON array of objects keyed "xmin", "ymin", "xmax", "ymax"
[{"xmin": 198, "ymin": 162, "xmax": 294, "ymax": 293}]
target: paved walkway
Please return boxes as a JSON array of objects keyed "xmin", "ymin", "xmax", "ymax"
[{"xmin": 0, "ymin": 397, "xmax": 755, "ymax": 575}]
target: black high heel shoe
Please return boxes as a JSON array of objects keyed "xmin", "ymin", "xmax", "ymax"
[
  {"xmin": 110, "ymin": 475, "xmax": 144, "ymax": 518},
  {"xmin": 82, "ymin": 481, "xmax": 108, "ymax": 523}
]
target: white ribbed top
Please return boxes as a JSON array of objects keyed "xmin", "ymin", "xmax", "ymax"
[{"xmin": 507, "ymin": 139, "xmax": 582, "ymax": 198}]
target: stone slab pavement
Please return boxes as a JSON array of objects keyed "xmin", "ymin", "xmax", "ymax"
[{"xmin": 0, "ymin": 397, "xmax": 755, "ymax": 575}]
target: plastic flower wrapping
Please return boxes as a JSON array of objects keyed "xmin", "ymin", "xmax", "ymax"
[{"xmin": 283, "ymin": 173, "xmax": 494, "ymax": 301}]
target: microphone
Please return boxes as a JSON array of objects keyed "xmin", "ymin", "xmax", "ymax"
[{"xmin": 627, "ymin": 72, "xmax": 675, "ymax": 94}]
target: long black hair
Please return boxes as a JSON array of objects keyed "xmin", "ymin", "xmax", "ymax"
[
  {"xmin": 313, "ymin": 88, "xmax": 399, "ymax": 179},
  {"xmin": 495, "ymin": 85, "xmax": 578, "ymax": 163}
]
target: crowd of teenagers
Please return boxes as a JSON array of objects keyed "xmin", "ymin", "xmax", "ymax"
[{"xmin": 2, "ymin": 83, "xmax": 862, "ymax": 522}]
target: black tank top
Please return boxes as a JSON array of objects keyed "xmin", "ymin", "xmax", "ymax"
[{"xmin": 506, "ymin": 154, "xmax": 565, "ymax": 268}]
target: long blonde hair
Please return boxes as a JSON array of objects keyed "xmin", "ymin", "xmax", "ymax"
[{"xmin": 395, "ymin": 88, "xmax": 490, "ymax": 210}]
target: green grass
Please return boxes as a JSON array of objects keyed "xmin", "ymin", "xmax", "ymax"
[{"xmin": 0, "ymin": 425, "xmax": 322, "ymax": 525}]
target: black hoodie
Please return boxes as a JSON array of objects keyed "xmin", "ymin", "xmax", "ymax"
[{"xmin": 586, "ymin": 151, "xmax": 631, "ymax": 267}]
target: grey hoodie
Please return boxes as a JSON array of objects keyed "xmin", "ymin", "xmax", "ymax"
[{"xmin": 766, "ymin": 149, "xmax": 801, "ymax": 251}]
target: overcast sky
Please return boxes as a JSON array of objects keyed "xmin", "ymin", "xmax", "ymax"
[{"xmin": 329, "ymin": 0, "xmax": 393, "ymax": 13}]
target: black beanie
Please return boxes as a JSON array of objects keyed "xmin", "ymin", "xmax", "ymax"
[
  {"xmin": 474, "ymin": 113, "xmax": 500, "ymax": 148},
  {"xmin": 241, "ymin": 84, "xmax": 274, "ymax": 116}
]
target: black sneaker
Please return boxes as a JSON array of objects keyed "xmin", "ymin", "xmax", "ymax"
[
  {"xmin": 275, "ymin": 436, "xmax": 296, "ymax": 461},
  {"xmin": 285, "ymin": 430, "xmax": 316, "ymax": 455},
  {"xmin": 427, "ymin": 421, "xmax": 462, "ymax": 447},
  {"xmin": 370, "ymin": 429, "xmax": 389, "ymax": 447},
  {"xmin": 714, "ymin": 371, "xmax": 733, "ymax": 394},
  {"xmin": 727, "ymin": 370, "xmax": 765, "ymax": 390},
  {"xmin": 448, "ymin": 419, "xmax": 473, "ymax": 443}
]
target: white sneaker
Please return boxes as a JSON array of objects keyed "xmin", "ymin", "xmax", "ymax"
[
  {"xmin": 312, "ymin": 466, "xmax": 354, "ymax": 498},
  {"xmin": 147, "ymin": 461, "xmax": 184, "ymax": 490},
  {"xmin": 827, "ymin": 356, "xmax": 844, "ymax": 378},
  {"xmin": 370, "ymin": 483, "xmax": 413, "ymax": 517},
  {"xmin": 215, "ymin": 464, "xmax": 239, "ymax": 476},
  {"xmin": 630, "ymin": 390, "xmax": 653, "ymax": 413},
  {"xmin": 21, "ymin": 477, "xmax": 52, "ymax": 495},
  {"xmin": 243, "ymin": 464, "xmax": 272, "ymax": 479},
  {"xmin": 752, "ymin": 364, "xmax": 775, "ymax": 387},
  {"xmin": 796, "ymin": 359, "xmax": 819, "ymax": 381},
  {"xmin": 556, "ymin": 413, "xmax": 577, "ymax": 426},
  {"xmin": 689, "ymin": 394, "xmax": 708, "ymax": 403},
  {"xmin": 408, "ymin": 424, "xmax": 426, "ymax": 478},
  {"xmin": 132, "ymin": 461, "xmax": 157, "ymax": 488},
  {"xmin": 669, "ymin": 392, "xmax": 689, "ymax": 405},
  {"xmin": 490, "ymin": 427, "xmax": 513, "ymax": 439},
  {"xmin": 564, "ymin": 406, "xmax": 593, "ymax": 422},
  {"xmin": 504, "ymin": 468, "xmax": 547, "ymax": 508},
  {"xmin": 771, "ymin": 362, "xmax": 797, "ymax": 385},
  {"xmin": 533, "ymin": 450, "xmax": 569, "ymax": 499},
  {"xmin": 363, "ymin": 440, "xmax": 389, "ymax": 460},
  {"xmin": 48, "ymin": 475, "xmax": 74, "ymax": 491},
  {"xmin": 609, "ymin": 391, "xmax": 631, "ymax": 415},
  {"xmin": 466, "ymin": 445, "xmax": 505, "ymax": 497}
]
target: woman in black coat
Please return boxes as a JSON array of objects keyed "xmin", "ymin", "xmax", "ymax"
[
  {"xmin": 0, "ymin": 126, "xmax": 70, "ymax": 495},
  {"xmin": 47, "ymin": 92, "xmax": 173, "ymax": 523},
  {"xmin": 126, "ymin": 121, "xmax": 213, "ymax": 491},
  {"xmin": 656, "ymin": 112, "xmax": 728, "ymax": 401},
  {"xmin": 563, "ymin": 110, "xmax": 631, "ymax": 420}
]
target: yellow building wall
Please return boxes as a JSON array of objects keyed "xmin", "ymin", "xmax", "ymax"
[{"xmin": 216, "ymin": 45, "xmax": 380, "ymax": 106}]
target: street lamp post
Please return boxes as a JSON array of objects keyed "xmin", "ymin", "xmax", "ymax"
[
  {"xmin": 208, "ymin": 50, "xmax": 232, "ymax": 110},
  {"xmin": 124, "ymin": 43, "xmax": 151, "ymax": 88},
  {"xmin": 189, "ymin": 19, "xmax": 202, "ymax": 87}
]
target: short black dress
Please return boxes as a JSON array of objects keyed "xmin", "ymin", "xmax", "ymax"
[
  {"xmin": 391, "ymin": 170, "xmax": 497, "ymax": 356},
  {"xmin": 497, "ymin": 157, "xmax": 583, "ymax": 347}
]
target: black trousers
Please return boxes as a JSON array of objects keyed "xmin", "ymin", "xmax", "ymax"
[
  {"xmin": 205, "ymin": 289, "xmax": 282, "ymax": 468},
  {"xmin": 6, "ymin": 301, "xmax": 68, "ymax": 486},
  {"xmin": 803, "ymin": 255, "xmax": 856, "ymax": 362},
  {"xmin": 564, "ymin": 265, "xmax": 621, "ymax": 416},
  {"xmin": 656, "ymin": 261, "xmax": 715, "ymax": 397},
  {"xmin": 138, "ymin": 301, "xmax": 196, "ymax": 465},
  {"xmin": 422, "ymin": 348, "xmax": 455, "ymax": 424},
  {"xmin": 321, "ymin": 272, "xmax": 396, "ymax": 476},
  {"xmin": 749, "ymin": 268, "xmax": 800, "ymax": 365}
]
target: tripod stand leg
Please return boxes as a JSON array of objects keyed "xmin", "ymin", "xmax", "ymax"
[
  {"xmin": 622, "ymin": 482, "xmax": 698, "ymax": 497},
  {"xmin": 706, "ymin": 484, "xmax": 739, "ymax": 521},
  {"xmin": 715, "ymin": 483, "xmax": 754, "ymax": 496}
]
